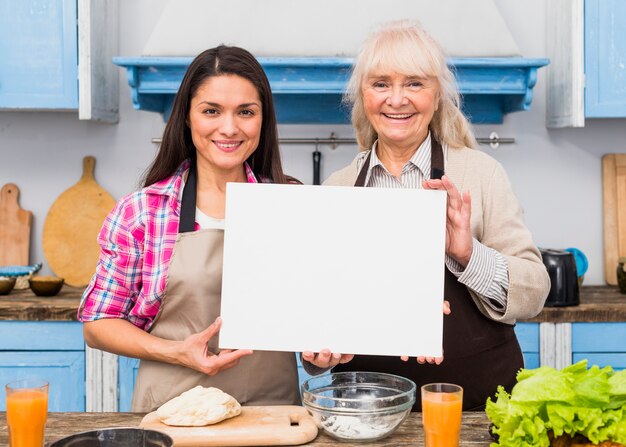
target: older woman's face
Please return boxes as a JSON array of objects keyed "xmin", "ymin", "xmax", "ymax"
[{"xmin": 362, "ymin": 73, "xmax": 439, "ymax": 151}]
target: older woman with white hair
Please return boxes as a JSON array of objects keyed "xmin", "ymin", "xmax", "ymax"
[{"xmin": 302, "ymin": 20, "xmax": 550, "ymax": 411}]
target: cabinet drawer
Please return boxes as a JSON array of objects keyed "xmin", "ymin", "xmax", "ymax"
[
  {"xmin": 572, "ymin": 353, "xmax": 626, "ymax": 371},
  {"xmin": 0, "ymin": 351, "xmax": 85, "ymax": 411},
  {"xmin": 572, "ymin": 323, "xmax": 626, "ymax": 352},
  {"xmin": 0, "ymin": 321, "xmax": 84, "ymax": 350}
]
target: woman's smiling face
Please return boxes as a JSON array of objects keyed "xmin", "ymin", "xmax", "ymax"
[
  {"xmin": 188, "ymin": 74, "xmax": 262, "ymax": 174},
  {"xmin": 361, "ymin": 72, "xmax": 439, "ymax": 152}
]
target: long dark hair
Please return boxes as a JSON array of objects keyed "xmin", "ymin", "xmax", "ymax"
[{"xmin": 143, "ymin": 45, "xmax": 289, "ymax": 186}]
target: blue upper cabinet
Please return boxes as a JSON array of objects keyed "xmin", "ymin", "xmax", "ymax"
[
  {"xmin": 114, "ymin": 57, "xmax": 548, "ymax": 125},
  {"xmin": 0, "ymin": 0, "xmax": 78, "ymax": 109},
  {"xmin": 0, "ymin": 0, "xmax": 119, "ymax": 122},
  {"xmin": 585, "ymin": 0, "xmax": 626, "ymax": 117},
  {"xmin": 548, "ymin": 0, "xmax": 626, "ymax": 126}
]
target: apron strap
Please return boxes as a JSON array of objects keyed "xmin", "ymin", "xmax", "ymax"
[
  {"xmin": 430, "ymin": 136, "xmax": 444, "ymax": 180},
  {"xmin": 354, "ymin": 132, "xmax": 444, "ymax": 187},
  {"xmin": 179, "ymin": 162, "xmax": 197, "ymax": 233}
]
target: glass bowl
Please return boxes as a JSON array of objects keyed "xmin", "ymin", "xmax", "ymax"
[{"xmin": 301, "ymin": 371, "xmax": 416, "ymax": 442}]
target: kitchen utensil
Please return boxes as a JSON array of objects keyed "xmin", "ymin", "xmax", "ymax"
[
  {"xmin": 313, "ymin": 144, "xmax": 321, "ymax": 185},
  {"xmin": 0, "ymin": 183, "xmax": 32, "ymax": 267},
  {"xmin": 602, "ymin": 154, "xmax": 626, "ymax": 285},
  {"xmin": 42, "ymin": 156, "xmax": 115, "ymax": 287},
  {"xmin": 49, "ymin": 428, "xmax": 173, "ymax": 447},
  {"xmin": 540, "ymin": 248, "xmax": 580, "ymax": 307},
  {"xmin": 301, "ymin": 371, "xmax": 415, "ymax": 442},
  {"xmin": 565, "ymin": 247, "xmax": 588, "ymax": 286},
  {"xmin": 29, "ymin": 276, "xmax": 65, "ymax": 296},
  {"xmin": 139, "ymin": 405, "xmax": 317, "ymax": 446}
]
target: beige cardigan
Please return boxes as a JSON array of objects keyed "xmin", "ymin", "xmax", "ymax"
[{"xmin": 324, "ymin": 147, "xmax": 550, "ymax": 325}]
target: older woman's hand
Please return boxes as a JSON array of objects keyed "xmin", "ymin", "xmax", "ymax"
[
  {"xmin": 302, "ymin": 350, "xmax": 355, "ymax": 369},
  {"xmin": 423, "ymin": 175, "xmax": 473, "ymax": 267}
]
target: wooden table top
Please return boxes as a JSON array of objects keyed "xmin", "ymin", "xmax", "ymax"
[
  {"xmin": 0, "ymin": 411, "xmax": 495, "ymax": 446},
  {"xmin": 0, "ymin": 285, "xmax": 624, "ymax": 323}
]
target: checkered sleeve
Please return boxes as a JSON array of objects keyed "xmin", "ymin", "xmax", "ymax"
[{"xmin": 78, "ymin": 191, "xmax": 149, "ymax": 329}]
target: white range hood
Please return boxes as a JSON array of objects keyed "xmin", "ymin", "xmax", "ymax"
[{"xmin": 115, "ymin": 0, "xmax": 548, "ymax": 124}]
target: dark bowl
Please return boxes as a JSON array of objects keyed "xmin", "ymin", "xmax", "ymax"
[
  {"xmin": 0, "ymin": 278, "xmax": 16, "ymax": 295},
  {"xmin": 28, "ymin": 276, "xmax": 64, "ymax": 296},
  {"xmin": 48, "ymin": 427, "xmax": 173, "ymax": 447}
]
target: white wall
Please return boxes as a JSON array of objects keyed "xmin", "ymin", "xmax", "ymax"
[{"xmin": 0, "ymin": 0, "xmax": 622, "ymax": 285}]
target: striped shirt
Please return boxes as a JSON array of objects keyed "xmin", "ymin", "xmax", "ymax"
[
  {"xmin": 360, "ymin": 135, "xmax": 509, "ymax": 311},
  {"xmin": 78, "ymin": 160, "xmax": 259, "ymax": 330}
]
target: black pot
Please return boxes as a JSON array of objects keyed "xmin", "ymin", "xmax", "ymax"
[
  {"xmin": 48, "ymin": 428, "xmax": 173, "ymax": 447},
  {"xmin": 539, "ymin": 248, "xmax": 580, "ymax": 307}
]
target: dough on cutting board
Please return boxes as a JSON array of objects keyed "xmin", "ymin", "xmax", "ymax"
[{"xmin": 156, "ymin": 386, "xmax": 241, "ymax": 426}]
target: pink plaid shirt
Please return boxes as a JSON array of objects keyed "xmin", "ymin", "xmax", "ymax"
[{"xmin": 79, "ymin": 160, "xmax": 259, "ymax": 331}]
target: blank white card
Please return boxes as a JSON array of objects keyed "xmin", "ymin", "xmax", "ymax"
[{"xmin": 219, "ymin": 183, "xmax": 447, "ymax": 357}]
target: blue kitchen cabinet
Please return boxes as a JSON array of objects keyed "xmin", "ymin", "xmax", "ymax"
[
  {"xmin": 585, "ymin": 0, "xmax": 626, "ymax": 117},
  {"xmin": 0, "ymin": 0, "xmax": 78, "ymax": 109},
  {"xmin": 118, "ymin": 356, "xmax": 140, "ymax": 412},
  {"xmin": 572, "ymin": 323, "xmax": 626, "ymax": 371},
  {"xmin": 514, "ymin": 323, "xmax": 540, "ymax": 369},
  {"xmin": 0, "ymin": 321, "xmax": 85, "ymax": 411}
]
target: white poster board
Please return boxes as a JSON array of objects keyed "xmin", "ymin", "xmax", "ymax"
[{"xmin": 219, "ymin": 183, "xmax": 447, "ymax": 358}]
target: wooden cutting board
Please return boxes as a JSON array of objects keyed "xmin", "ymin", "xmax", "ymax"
[
  {"xmin": 42, "ymin": 156, "xmax": 116, "ymax": 287},
  {"xmin": 602, "ymin": 154, "xmax": 626, "ymax": 285},
  {"xmin": 139, "ymin": 405, "xmax": 318, "ymax": 446},
  {"xmin": 0, "ymin": 184, "xmax": 32, "ymax": 267}
]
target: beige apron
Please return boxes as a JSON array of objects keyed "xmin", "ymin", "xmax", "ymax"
[{"xmin": 131, "ymin": 164, "xmax": 300, "ymax": 412}]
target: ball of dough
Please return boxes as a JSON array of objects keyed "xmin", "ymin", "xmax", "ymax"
[{"xmin": 156, "ymin": 386, "xmax": 242, "ymax": 426}]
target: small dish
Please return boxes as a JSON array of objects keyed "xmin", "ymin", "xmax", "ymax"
[
  {"xmin": 29, "ymin": 276, "xmax": 64, "ymax": 296},
  {"xmin": 0, "ymin": 278, "xmax": 17, "ymax": 295}
]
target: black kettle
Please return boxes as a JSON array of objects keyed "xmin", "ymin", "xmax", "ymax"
[{"xmin": 539, "ymin": 248, "xmax": 580, "ymax": 307}]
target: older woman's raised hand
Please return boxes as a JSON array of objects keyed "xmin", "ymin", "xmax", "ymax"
[
  {"xmin": 302, "ymin": 350, "xmax": 355, "ymax": 369},
  {"xmin": 423, "ymin": 175, "xmax": 473, "ymax": 267}
]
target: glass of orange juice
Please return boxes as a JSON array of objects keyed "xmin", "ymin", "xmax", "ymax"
[
  {"xmin": 6, "ymin": 378, "xmax": 49, "ymax": 447},
  {"xmin": 421, "ymin": 383, "xmax": 463, "ymax": 447}
]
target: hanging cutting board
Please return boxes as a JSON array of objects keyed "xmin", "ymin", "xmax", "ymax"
[
  {"xmin": 0, "ymin": 184, "xmax": 32, "ymax": 267},
  {"xmin": 602, "ymin": 153, "xmax": 626, "ymax": 285},
  {"xmin": 42, "ymin": 156, "xmax": 116, "ymax": 287},
  {"xmin": 139, "ymin": 405, "xmax": 318, "ymax": 446}
]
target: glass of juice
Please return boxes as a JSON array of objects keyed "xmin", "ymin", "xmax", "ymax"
[
  {"xmin": 421, "ymin": 383, "xmax": 463, "ymax": 447},
  {"xmin": 6, "ymin": 378, "xmax": 49, "ymax": 447}
]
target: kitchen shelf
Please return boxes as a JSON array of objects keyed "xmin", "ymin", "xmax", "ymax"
[{"xmin": 113, "ymin": 56, "xmax": 549, "ymax": 124}]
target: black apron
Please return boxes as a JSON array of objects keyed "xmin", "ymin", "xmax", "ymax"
[{"xmin": 333, "ymin": 136, "xmax": 523, "ymax": 411}]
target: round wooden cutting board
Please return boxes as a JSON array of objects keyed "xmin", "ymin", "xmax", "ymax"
[{"xmin": 43, "ymin": 156, "xmax": 116, "ymax": 287}]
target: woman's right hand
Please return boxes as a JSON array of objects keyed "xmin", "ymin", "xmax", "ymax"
[
  {"xmin": 302, "ymin": 350, "xmax": 354, "ymax": 369},
  {"xmin": 177, "ymin": 317, "xmax": 253, "ymax": 376}
]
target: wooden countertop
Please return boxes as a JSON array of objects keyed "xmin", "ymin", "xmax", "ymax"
[
  {"xmin": 0, "ymin": 286, "xmax": 83, "ymax": 321},
  {"xmin": 0, "ymin": 411, "xmax": 495, "ymax": 446},
  {"xmin": 523, "ymin": 285, "xmax": 626, "ymax": 323},
  {"xmin": 0, "ymin": 285, "xmax": 624, "ymax": 323}
]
